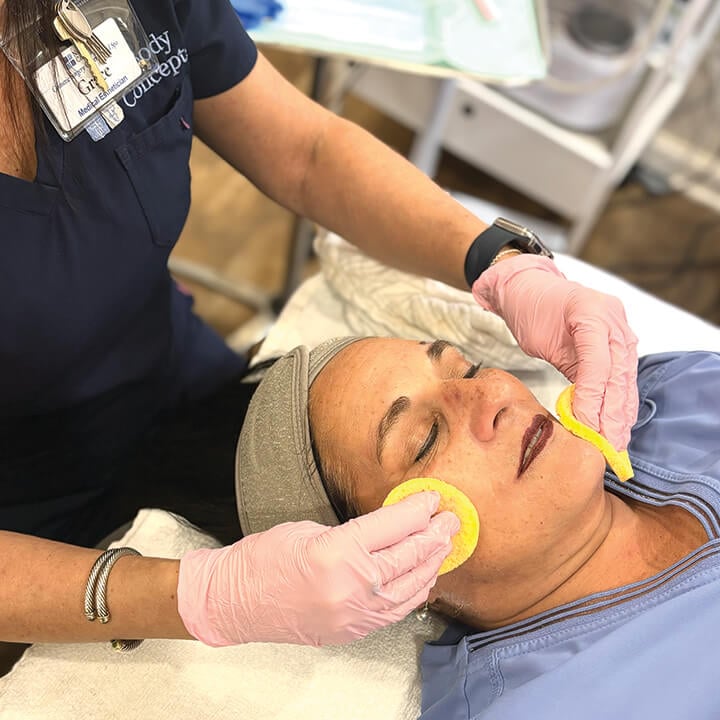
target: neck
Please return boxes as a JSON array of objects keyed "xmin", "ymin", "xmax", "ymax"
[{"xmin": 437, "ymin": 492, "xmax": 708, "ymax": 631}]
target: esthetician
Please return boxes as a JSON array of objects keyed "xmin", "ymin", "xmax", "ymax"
[{"xmin": 0, "ymin": 0, "xmax": 637, "ymax": 650}]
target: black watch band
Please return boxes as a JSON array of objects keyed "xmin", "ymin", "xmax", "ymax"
[{"xmin": 463, "ymin": 224, "xmax": 521, "ymax": 288}]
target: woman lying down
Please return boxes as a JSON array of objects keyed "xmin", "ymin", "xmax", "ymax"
[{"xmin": 236, "ymin": 337, "xmax": 720, "ymax": 719}]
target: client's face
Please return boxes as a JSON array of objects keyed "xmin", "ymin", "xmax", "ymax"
[{"xmin": 310, "ymin": 338, "xmax": 609, "ymax": 627}]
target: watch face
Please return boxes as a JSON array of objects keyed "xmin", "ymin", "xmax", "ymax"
[
  {"xmin": 495, "ymin": 217, "xmax": 553, "ymax": 258},
  {"xmin": 495, "ymin": 217, "xmax": 525, "ymax": 234}
]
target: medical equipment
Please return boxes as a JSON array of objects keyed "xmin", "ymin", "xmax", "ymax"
[
  {"xmin": 556, "ymin": 384, "xmax": 634, "ymax": 481},
  {"xmin": 383, "ymin": 478, "xmax": 480, "ymax": 575},
  {"xmin": 501, "ymin": 0, "xmax": 669, "ymax": 131},
  {"xmin": 349, "ymin": 0, "xmax": 720, "ymax": 253},
  {"xmin": 247, "ymin": 0, "xmax": 545, "ymax": 81}
]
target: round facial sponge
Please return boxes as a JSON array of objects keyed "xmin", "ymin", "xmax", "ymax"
[
  {"xmin": 555, "ymin": 384, "xmax": 633, "ymax": 481},
  {"xmin": 382, "ymin": 477, "xmax": 480, "ymax": 575}
]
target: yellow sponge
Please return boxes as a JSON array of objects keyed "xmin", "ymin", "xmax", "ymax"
[
  {"xmin": 555, "ymin": 384, "xmax": 633, "ymax": 481},
  {"xmin": 382, "ymin": 477, "xmax": 480, "ymax": 575}
]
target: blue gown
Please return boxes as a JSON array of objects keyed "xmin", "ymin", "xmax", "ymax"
[{"xmin": 421, "ymin": 351, "xmax": 720, "ymax": 719}]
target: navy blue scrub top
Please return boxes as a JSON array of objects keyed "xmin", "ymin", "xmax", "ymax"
[
  {"xmin": 0, "ymin": 0, "xmax": 257, "ymax": 537},
  {"xmin": 1, "ymin": 0, "xmax": 257, "ymax": 415}
]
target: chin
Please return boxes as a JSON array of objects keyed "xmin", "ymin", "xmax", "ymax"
[
  {"xmin": 566, "ymin": 432, "xmax": 607, "ymax": 480},
  {"xmin": 586, "ymin": 444, "xmax": 608, "ymax": 480}
]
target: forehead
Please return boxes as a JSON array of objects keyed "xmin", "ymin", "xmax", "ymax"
[
  {"xmin": 309, "ymin": 337, "xmax": 469, "ymax": 436},
  {"xmin": 314, "ymin": 336, "xmax": 387, "ymax": 387},
  {"xmin": 310, "ymin": 337, "xmax": 420, "ymax": 419},
  {"xmin": 328, "ymin": 336, "xmax": 467, "ymax": 369},
  {"xmin": 316, "ymin": 337, "xmax": 437, "ymax": 390}
]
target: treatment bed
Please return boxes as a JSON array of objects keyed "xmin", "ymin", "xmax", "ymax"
[{"xmin": 2, "ymin": 230, "xmax": 719, "ymax": 719}]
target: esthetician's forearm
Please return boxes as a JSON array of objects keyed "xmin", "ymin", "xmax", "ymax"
[
  {"xmin": 193, "ymin": 53, "xmax": 487, "ymax": 290},
  {"xmin": 0, "ymin": 530, "xmax": 192, "ymax": 643},
  {"xmin": 298, "ymin": 113, "xmax": 488, "ymax": 290}
]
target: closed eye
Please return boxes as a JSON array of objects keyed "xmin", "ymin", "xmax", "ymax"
[
  {"xmin": 415, "ymin": 419, "xmax": 439, "ymax": 463},
  {"xmin": 464, "ymin": 362, "xmax": 482, "ymax": 379}
]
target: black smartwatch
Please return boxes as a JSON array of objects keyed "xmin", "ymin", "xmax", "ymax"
[{"xmin": 464, "ymin": 217, "xmax": 554, "ymax": 287}]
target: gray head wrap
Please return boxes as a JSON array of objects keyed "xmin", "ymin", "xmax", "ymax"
[{"xmin": 235, "ymin": 337, "xmax": 364, "ymax": 536}]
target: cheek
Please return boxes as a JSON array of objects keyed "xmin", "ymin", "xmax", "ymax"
[
  {"xmin": 428, "ymin": 434, "xmax": 518, "ymax": 497},
  {"xmin": 548, "ymin": 432, "xmax": 607, "ymax": 488},
  {"xmin": 353, "ymin": 461, "xmax": 396, "ymax": 515},
  {"xmin": 425, "ymin": 434, "xmax": 607, "ymax": 609},
  {"xmin": 437, "ymin": 433, "xmax": 604, "ymax": 545},
  {"xmin": 516, "ymin": 433, "xmax": 607, "ymax": 538}
]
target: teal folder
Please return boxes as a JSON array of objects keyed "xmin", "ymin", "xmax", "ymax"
[{"xmin": 249, "ymin": 0, "xmax": 548, "ymax": 83}]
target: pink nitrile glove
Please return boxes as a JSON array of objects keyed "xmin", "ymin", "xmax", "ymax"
[
  {"xmin": 177, "ymin": 491, "xmax": 459, "ymax": 647},
  {"xmin": 472, "ymin": 254, "xmax": 639, "ymax": 451}
]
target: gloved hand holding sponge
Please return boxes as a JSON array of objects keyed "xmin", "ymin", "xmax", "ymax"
[
  {"xmin": 177, "ymin": 491, "xmax": 459, "ymax": 647},
  {"xmin": 472, "ymin": 254, "xmax": 639, "ymax": 454}
]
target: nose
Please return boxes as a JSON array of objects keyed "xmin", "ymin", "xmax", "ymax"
[{"xmin": 441, "ymin": 377, "xmax": 502, "ymax": 443}]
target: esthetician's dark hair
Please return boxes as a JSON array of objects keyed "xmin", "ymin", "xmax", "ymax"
[{"xmin": 1, "ymin": 1, "xmax": 60, "ymax": 134}]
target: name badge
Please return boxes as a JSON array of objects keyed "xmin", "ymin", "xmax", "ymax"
[{"xmin": 34, "ymin": 18, "xmax": 145, "ymax": 136}]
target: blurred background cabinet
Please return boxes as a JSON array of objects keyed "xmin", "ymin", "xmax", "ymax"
[{"xmin": 348, "ymin": 0, "xmax": 720, "ymax": 253}]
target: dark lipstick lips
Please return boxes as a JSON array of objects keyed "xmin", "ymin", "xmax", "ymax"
[{"xmin": 518, "ymin": 414, "xmax": 553, "ymax": 477}]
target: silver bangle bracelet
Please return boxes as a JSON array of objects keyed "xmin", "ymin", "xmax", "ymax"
[{"xmin": 84, "ymin": 547, "xmax": 144, "ymax": 652}]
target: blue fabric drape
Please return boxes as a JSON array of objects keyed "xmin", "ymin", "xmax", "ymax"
[{"xmin": 230, "ymin": 0, "xmax": 283, "ymax": 29}]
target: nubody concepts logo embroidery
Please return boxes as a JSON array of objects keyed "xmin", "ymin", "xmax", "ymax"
[{"xmin": 122, "ymin": 30, "xmax": 189, "ymax": 108}]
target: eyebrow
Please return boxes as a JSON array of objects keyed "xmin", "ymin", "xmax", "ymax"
[
  {"xmin": 375, "ymin": 340, "xmax": 451, "ymax": 464},
  {"xmin": 376, "ymin": 396, "xmax": 410, "ymax": 464},
  {"xmin": 426, "ymin": 339, "xmax": 452, "ymax": 361}
]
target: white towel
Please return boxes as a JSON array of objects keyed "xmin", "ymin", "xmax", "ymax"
[
  {"xmin": 317, "ymin": 231, "xmax": 550, "ymax": 371},
  {"xmin": 0, "ymin": 509, "xmax": 446, "ymax": 720}
]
